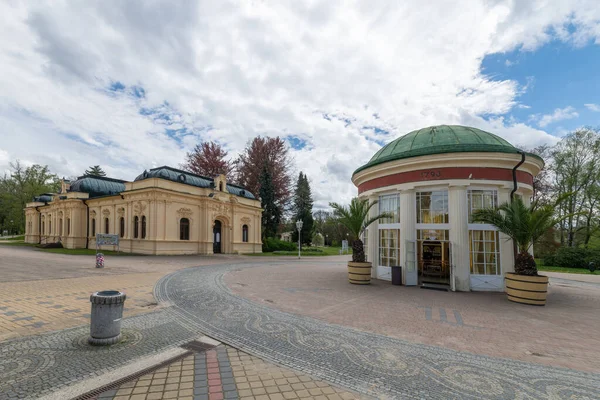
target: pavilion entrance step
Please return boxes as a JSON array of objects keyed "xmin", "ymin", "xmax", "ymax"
[{"xmin": 420, "ymin": 282, "xmax": 451, "ymax": 292}]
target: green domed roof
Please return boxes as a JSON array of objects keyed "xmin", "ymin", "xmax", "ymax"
[
  {"xmin": 69, "ymin": 176, "xmax": 127, "ymax": 198},
  {"xmin": 354, "ymin": 125, "xmax": 537, "ymax": 175}
]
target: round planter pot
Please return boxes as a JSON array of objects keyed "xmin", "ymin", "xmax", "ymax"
[
  {"xmin": 348, "ymin": 262, "xmax": 372, "ymax": 285},
  {"xmin": 505, "ymin": 272, "xmax": 549, "ymax": 306}
]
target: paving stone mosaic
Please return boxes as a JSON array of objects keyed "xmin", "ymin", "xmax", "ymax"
[
  {"xmin": 0, "ymin": 310, "xmax": 198, "ymax": 400},
  {"xmin": 96, "ymin": 345, "xmax": 361, "ymax": 400},
  {"xmin": 1, "ymin": 260, "xmax": 600, "ymax": 400},
  {"xmin": 155, "ymin": 264, "xmax": 600, "ymax": 399}
]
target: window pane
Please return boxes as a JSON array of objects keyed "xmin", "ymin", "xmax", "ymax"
[
  {"xmin": 469, "ymin": 230, "xmax": 500, "ymax": 275},
  {"xmin": 379, "ymin": 194, "xmax": 400, "ymax": 223},
  {"xmin": 378, "ymin": 229, "xmax": 400, "ymax": 266},
  {"xmin": 469, "ymin": 190, "xmax": 498, "ymax": 223}
]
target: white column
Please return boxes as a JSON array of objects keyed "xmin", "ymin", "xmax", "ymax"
[
  {"xmin": 399, "ymin": 189, "xmax": 416, "ymax": 283},
  {"xmin": 448, "ymin": 185, "xmax": 470, "ymax": 291},
  {"xmin": 498, "ymin": 187, "xmax": 515, "ymax": 274},
  {"xmin": 366, "ymin": 195, "xmax": 378, "ymax": 277}
]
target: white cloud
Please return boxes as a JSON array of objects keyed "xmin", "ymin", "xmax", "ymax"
[
  {"xmin": 0, "ymin": 1, "xmax": 599, "ymax": 209},
  {"xmin": 585, "ymin": 103, "xmax": 600, "ymax": 112},
  {"xmin": 533, "ymin": 106, "xmax": 579, "ymax": 128}
]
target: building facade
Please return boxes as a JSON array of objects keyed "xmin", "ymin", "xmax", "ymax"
[
  {"xmin": 352, "ymin": 125, "xmax": 543, "ymax": 292},
  {"xmin": 24, "ymin": 166, "xmax": 262, "ymax": 255}
]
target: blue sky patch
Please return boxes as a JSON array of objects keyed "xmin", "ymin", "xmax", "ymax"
[
  {"xmin": 482, "ymin": 41, "xmax": 600, "ymax": 135},
  {"xmin": 287, "ymin": 135, "xmax": 308, "ymax": 150}
]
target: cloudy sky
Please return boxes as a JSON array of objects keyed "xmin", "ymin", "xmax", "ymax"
[{"xmin": 1, "ymin": 1, "xmax": 599, "ymax": 209}]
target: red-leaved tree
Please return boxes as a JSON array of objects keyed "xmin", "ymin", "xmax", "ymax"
[
  {"xmin": 183, "ymin": 141, "xmax": 234, "ymax": 177},
  {"xmin": 235, "ymin": 136, "xmax": 293, "ymax": 211}
]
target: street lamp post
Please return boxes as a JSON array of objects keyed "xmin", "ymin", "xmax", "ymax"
[{"xmin": 296, "ymin": 220, "xmax": 303, "ymax": 259}]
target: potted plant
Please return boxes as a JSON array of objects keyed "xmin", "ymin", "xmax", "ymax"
[
  {"xmin": 330, "ymin": 198, "xmax": 391, "ymax": 285},
  {"xmin": 472, "ymin": 196, "xmax": 565, "ymax": 305}
]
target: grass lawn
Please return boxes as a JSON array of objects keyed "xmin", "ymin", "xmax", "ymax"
[
  {"xmin": 0, "ymin": 241, "xmax": 138, "ymax": 256},
  {"xmin": 0, "ymin": 241, "xmax": 37, "ymax": 247},
  {"xmin": 0, "ymin": 235, "xmax": 25, "ymax": 241},
  {"xmin": 246, "ymin": 246, "xmax": 352, "ymax": 257},
  {"xmin": 537, "ymin": 265, "xmax": 599, "ymax": 275},
  {"xmin": 39, "ymin": 248, "xmax": 140, "ymax": 256}
]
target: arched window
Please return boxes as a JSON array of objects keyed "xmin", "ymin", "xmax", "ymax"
[
  {"xmin": 41, "ymin": 219, "xmax": 45, "ymax": 235},
  {"xmin": 134, "ymin": 216, "xmax": 139, "ymax": 238},
  {"xmin": 141, "ymin": 216, "xmax": 146, "ymax": 239},
  {"xmin": 120, "ymin": 217, "xmax": 125, "ymax": 238},
  {"xmin": 180, "ymin": 218, "xmax": 190, "ymax": 240},
  {"xmin": 242, "ymin": 224, "xmax": 249, "ymax": 242},
  {"xmin": 91, "ymin": 219, "xmax": 96, "ymax": 237},
  {"xmin": 49, "ymin": 220, "xmax": 52, "ymax": 234},
  {"xmin": 59, "ymin": 218, "xmax": 63, "ymax": 236},
  {"xmin": 67, "ymin": 218, "xmax": 71, "ymax": 236},
  {"xmin": 105, "ymin": 217, "xmax": 109, "ymax": 234}
]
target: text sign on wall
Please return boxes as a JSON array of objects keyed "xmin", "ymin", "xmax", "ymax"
[
  {"xmin": 96, "ymin": 234, "xmax": 119, "ymax": 246},
  {"xmin": 420, "ymin": 170, "xmax": 442, "ymax": 179}
]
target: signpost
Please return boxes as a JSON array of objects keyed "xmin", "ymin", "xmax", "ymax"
[
  {"xmin": 341, "ymin": 240, "xmax": 349, "ymax": 254},
  {"xmin": 95, "ymin": 234, "xmax": 119, "ymax": 268}
]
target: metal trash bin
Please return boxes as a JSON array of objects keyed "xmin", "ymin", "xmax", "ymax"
[
  {"xmin": 88, "ymin": 290, "xmax": 126, "ymax": 345},
  {"xmin": 391, "ymin": 266, "xmax": 402, "ymax": 285}
]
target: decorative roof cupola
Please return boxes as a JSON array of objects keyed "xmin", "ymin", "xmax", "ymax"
[{"xmin": 214, "ymin": 174, "xmax": 229, "ymax": 193}]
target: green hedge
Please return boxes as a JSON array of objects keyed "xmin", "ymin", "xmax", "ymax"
[
  {"xmin": 543, "ymin": 247, "xmax": 600, "ymax": 269},
  {"xmin": 262, "ymin": 237, "xmax": 297, "ymax": 252}
]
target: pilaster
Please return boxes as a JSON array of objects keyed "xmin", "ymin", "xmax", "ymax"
[
  {"xmin": 366, "ymin": 195, "xmax": 378, "ymax": 277},
  {"xmin": 499, "ymin": 187, "xmax": 515, "ymax": 273},
  {"xmin": 448, "ymin": 185, "xmax": 470, "ymax": 291},
  {"xmin": 399, "ymin": 189, "xmax": 416, "ymax": 283}
]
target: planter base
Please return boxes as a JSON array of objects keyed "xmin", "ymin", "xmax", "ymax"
[
  {"xmin": 348, "ymin": 262, "xmax": 372, "ymax": 285},
  {"xmin": 505, "ymin": 272, "xmax": 549, "ymax": 306}
]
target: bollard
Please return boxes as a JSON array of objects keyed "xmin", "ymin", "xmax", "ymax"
[
  {"xmin": 95, "ymin": 253, "xmax": 105, "ymax": 268},
  {"xmin": 88, "ymin": 290, "xmax": 126, "ymax": 345}
]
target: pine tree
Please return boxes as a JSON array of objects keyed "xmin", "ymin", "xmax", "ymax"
[
  {"xmin": 291, "ymin": 172, "xmax": 314, "ymax": 246},
  {"xmin": 259, "ymin": 164, "xmax": 281, "ymax": 239},
  {"xmin": 84, "ymin": 165, "xmax": 106, "ymax": 177}
]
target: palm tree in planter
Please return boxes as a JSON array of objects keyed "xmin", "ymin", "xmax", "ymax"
[
  {"xmin": 330, "ymin": 197, "xmax": 391, "ymax": 285},
  {"xmin": 472, "ymin": 196, "xmax": 566, "ymax": 306}
]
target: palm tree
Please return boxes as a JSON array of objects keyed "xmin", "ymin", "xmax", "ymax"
[
  {"xmin": 472, "ymin": 196, "xmax": 563, "ymax": 276},
  {"xmin": 329, "ymin": 197, "xmax": 391, "ymax": 263}
]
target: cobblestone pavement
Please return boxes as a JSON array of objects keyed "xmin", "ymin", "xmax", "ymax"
[
  {"xmin": 225, "ymin": 262, "xmax": 600, "ymax": 372},
  {"xmin": 97, "ymin": 346, "xmax": 362, "ymax": 400},
  {"xmin": 156, "ymin": 263, "xmax": 600, "ymax": 399},
  {"xmin": 2, "ymin": 255, "xmax": 600, "ymax": 399},
  {"xmin": 0, "ymin": 310, "xmax": 199, "ymax": 400},
  {"xmin": 0, "ymin": 246, "xmax": 236, "ymax": 341}
]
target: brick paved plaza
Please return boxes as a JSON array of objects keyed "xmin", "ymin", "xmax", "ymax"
[{"xmin": 1, "ymin": 245, "xmax": 600, "ymax": 399}]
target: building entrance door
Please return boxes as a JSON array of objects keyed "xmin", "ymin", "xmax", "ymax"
[
  {"xmin": 213, "ymin": 220, "xmax": 222, "ymax": 254},
  {"xmin": 418, "ymin": 240, "xmax": 450, "ymax": 285}
]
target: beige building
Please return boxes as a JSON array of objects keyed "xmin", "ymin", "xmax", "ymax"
[
  {"xmin": 24, "ymin": 166, "xmax": 262, "ymax": 255},
  {"xmin": 352, "ymin": 125, "xmax": 543, "ymax": 292}
]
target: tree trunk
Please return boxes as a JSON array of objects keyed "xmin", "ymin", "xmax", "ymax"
[
  {"xmin": 352, "ymin": 239, "xmax": 365, "ymax": 263},
  {"xmin": 515, "ymin": 251, "xmax": 537, "ymax": 276}
]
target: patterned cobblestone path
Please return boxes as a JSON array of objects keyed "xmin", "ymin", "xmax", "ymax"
[
  {"xmin": 1, "ymin": 261, "xmax": 600, "ymax": 399},
  {"xmin": 155, "ymin": 264, "xmax": 600, "ymax": 400}
]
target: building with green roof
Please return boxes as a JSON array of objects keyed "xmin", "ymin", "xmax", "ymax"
[{"xmin": 351, "ymin": 125, "xmax": 544, "ymax": 293}]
